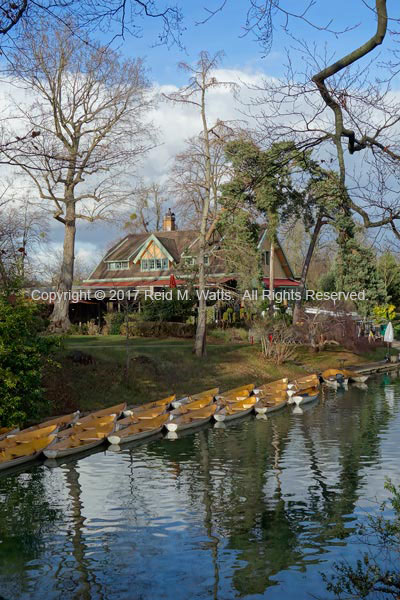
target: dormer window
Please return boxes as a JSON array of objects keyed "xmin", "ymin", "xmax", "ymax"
[
  {"xmin": 141, "ymin": 258, "xmax": 168, "ymax": 271},
  {"xmin": 108, "ymin": 261, "xmax": 129, "ymax": 270}
]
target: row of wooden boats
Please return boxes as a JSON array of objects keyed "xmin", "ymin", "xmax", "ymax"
[{"xmin": 0, "ymin": 368, "xmax": 369, "ymax": 472}]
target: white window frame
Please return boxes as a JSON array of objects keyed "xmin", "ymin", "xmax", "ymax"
[
  {"xmin": 107, "ymin": 261, "xmax": 129, "ymax": 271},
  {"xmin": 141, "ymin": 258, "xmax": 168, "ymax": 271}
]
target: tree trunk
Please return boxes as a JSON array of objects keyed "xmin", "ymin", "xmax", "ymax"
[
  {"xmin": 194, "ymin": 255, "xmax": 207, "ymax": 357},
  {"xmin": 50, "ymin": 202, "xmax": 76, "ymax": 331},
  {"xmin": 293, "ymin": 216, "xmax": 324, "ymax": 324},
  {"xmin": 269, "ymin": 239, "xmax": 275, "ymax": 315},
  {"xmin": 194, "ymin": 85, "xmax": 211, "ymax": 358}
]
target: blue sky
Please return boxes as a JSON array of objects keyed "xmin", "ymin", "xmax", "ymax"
[
  {"xmin": 32, "ymin": 1, "xmax": 400, "ymax": 265},
  {"xmin": 111, "ymin": 0, "xmax": 399, "ymax": 85}
]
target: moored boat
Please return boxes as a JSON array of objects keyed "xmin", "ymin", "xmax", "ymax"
[
  {"xmin": 0, "ymin": 424, "xmax": 58, "ymax": 450},
  {"xmin": 165, "ymin": 404, "xmax": 217, "ymax": 432},
  {"xmin": 254, "ymin": 396, "xmax": 287, "ymax": 415},
  {"xmin": 288, "ymin": 386, "xmax": 320, "ymax": 407},
  {"xmin": 0, "ymin": 434, "xmax": 56, "ymax": 472},
  {"xmin": 56, "ymin": 415, "xmax": 116, "ymax": 439},
  {"xmin": 123, "ymin": 395, "xmax": 175, "ymax": 416},
  {"xmin": 288, "ymin": 374, "xmax": 320, "ymax": 390},
  {"xmin": 172, "ymin": 388, "xmax": 219, "ymax": 409},
  {"xmin": 216, "ymin": 383, "xmax": 255, "ymax": 400},
  {"xmin": 108, "ymin": 414, "xmax": 170, "ymax": 444},
  {"xmin": 23, "ymin": 411, "xmax": 80, "ymax": 433},
  {"xmin": 0, "ymin": 427, "xmax": 19, "ymax": 441},
  {"xmin": 120, "ymin": 405, "xmax": 167, "ymax": 422},
  {"xmin": 43, "ymin": 418, "xmax": 116, "ymax": 459},
  {"xmin": 341, "ymin": 369, "xmax": 369, "ymax": 384},
  {"xmin": 254, "ymin": 379, "xmax": 288, "ymax": 396},
  {"xmin": 82, "ymin": 403, "xmax": 126, "ymax": 419},
  {"xmin": 321, "ymin": 369, "xmax": 348, "ymax": 388},
  {"xmin": 169, "ymin": 396, "xmax": 214, "ymax": 416},
  {"xmin": 214, "ymin": 397, "xmax": 257, "ymax": 422}
]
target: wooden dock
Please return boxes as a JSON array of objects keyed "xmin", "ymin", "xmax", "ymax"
[{"xmin": 346, "ymin": 361, "xmax": 400, "ymax": 375}]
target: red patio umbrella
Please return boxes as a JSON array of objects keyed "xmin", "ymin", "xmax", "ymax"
[{"xmin": 169, "ymin": 274, "xmax": 177, "ymax": 288}]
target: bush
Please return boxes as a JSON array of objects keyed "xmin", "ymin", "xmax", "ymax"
[
  {"xmin": 0, "ymin": 294, "xmax": 60, "ymax": 427},
  {"xmin": 141, "ymin": 290, "xmax": 195, "ymax": 323},
  {"xmin": 102, "ymin": 312, "xmax": 129, "ymax": 335}
]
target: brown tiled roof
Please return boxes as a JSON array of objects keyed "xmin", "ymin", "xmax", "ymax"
[{"xmin": 87, "ymin": 230, "xmax": 200, "ymax": 282}]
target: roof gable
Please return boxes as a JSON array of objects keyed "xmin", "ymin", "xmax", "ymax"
[
  {"xmin": 133, "ymin": 234, "xmax": 175, "ymax": 264},
  {"xmin": 257, "ymin": 227, "xmax": 295, "ymax": 279}
]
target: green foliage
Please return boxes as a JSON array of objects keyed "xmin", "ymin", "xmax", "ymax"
[
  {"xmin": 324, "ymin": 479, "xmax": 400, "ymax": 599},
  {"xmin": 110, "ymin": 312, "xmax": 126, "ymax": 335},
  {"xmin": 319, "ymin": 271, "xmax": 336, "ymax": 292},
  {"xmin": 336, "ymin": 239, "xmax": 387, "ymax": 317},
  {"xmin": 141, "ymin": 290, "xmax": 195, "ymax": 323},
  {"xmin": 0, "ymin": 294, "xmax": 60, "ymax": 427},
  {"xmin": 377, "ymin": 251, "xmax": 400, "ymax": 307},
  {"xmin": 218, "ymin": 208, "xmax": 262, "ymax": 294}
]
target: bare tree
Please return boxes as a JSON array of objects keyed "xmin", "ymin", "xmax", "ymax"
[
  {"xmin": 170, "ymin": 129, "xmax": 232, "ymax": 229},
  {"xmin": 0, "ymin": 1, "xmax": 184, "ymax": 48},
  {"xmin": 0, "ymin": 191, "xmax": 49, "ymax": 287},
  {"xmin": 123, "ymin": 182, "xmax": 168, "ymax": 233},
  {"xmin": 4, "ymin": 22, "xmax": 154, "ymax": 330},
  {"xmin": 164, "ymin": 51, "xmax": 236, "ymax": 357}
]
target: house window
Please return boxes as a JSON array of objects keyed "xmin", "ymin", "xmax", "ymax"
[
  {"xmin": 108, "ymin": 261, "xmax": 129, "ymax": 270},
  {"xmin": 204, "ymin": 255, "xmax": 209, "ymax": 266},
  {"xmin": 263, "ymin": 251, "xmax": 270, "ymax": 266},
  {"xmin": 141, "ymin": 258, "xmax": 168, "ymax": 271}
]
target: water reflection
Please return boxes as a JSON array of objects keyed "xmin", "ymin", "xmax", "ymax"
[{"xmin": 0, "ymin": 374, "xmax": 399, "ymax": 599}]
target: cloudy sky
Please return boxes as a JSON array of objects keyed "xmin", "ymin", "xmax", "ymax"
[{"xmin": 2, "ymin": 0, "xmax": 397, "ymax": 268}]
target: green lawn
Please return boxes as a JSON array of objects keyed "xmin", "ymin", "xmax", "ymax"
[{"xmin": 42, "ymin": 335, "xmax": 387, "ymax": 415}]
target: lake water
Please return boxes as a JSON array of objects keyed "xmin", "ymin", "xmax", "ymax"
[{"xmin": 1, "ymin": 374, "xmax": 400, "ymax": 600}]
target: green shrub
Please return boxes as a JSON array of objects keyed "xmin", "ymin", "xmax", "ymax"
[
  {"xmin": 141, "ymin": 290, "xmax": 195, "ymax": 323},
  {"xmin": 0, "ymin": 294, "xmax": 60, "ymax": 427},
  {"xmin": 109, "ymin": 313, "xmax": 125, "ymax": 335}
]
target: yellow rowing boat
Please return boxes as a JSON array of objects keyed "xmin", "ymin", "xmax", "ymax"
[
  {"xmin": 0, "ymin": 434, "xmax": 56, "ymax": 471},
  {"xmin": 108, "ymin": 414, "xmax": 170, "ymax": 444}
]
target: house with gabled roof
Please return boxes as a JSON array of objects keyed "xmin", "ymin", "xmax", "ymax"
[{"xmin": 83, "ymin": 209, "xmax": 299, "ymax": 292}]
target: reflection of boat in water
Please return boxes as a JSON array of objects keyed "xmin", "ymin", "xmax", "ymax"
[
  {"xmin": 292, "ymin": 397, "xmax": 319, "ymax": 415},
  {"xmin": 384, "ymin": 386, "xmax": 395, "ymax": 409},
  {"xmin": 352, "ymin": 382, "xmax": 368, "ymax": 391}
]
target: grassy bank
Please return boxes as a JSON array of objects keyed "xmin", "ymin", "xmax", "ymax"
[{"xmin": 43, "ymin": 335, "xmax": 388, "ymax": 415}]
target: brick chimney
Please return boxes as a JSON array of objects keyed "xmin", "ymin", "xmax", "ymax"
[{"xmin": 163, "ymin": 208, "xmax": 176, "ymax": 231}]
